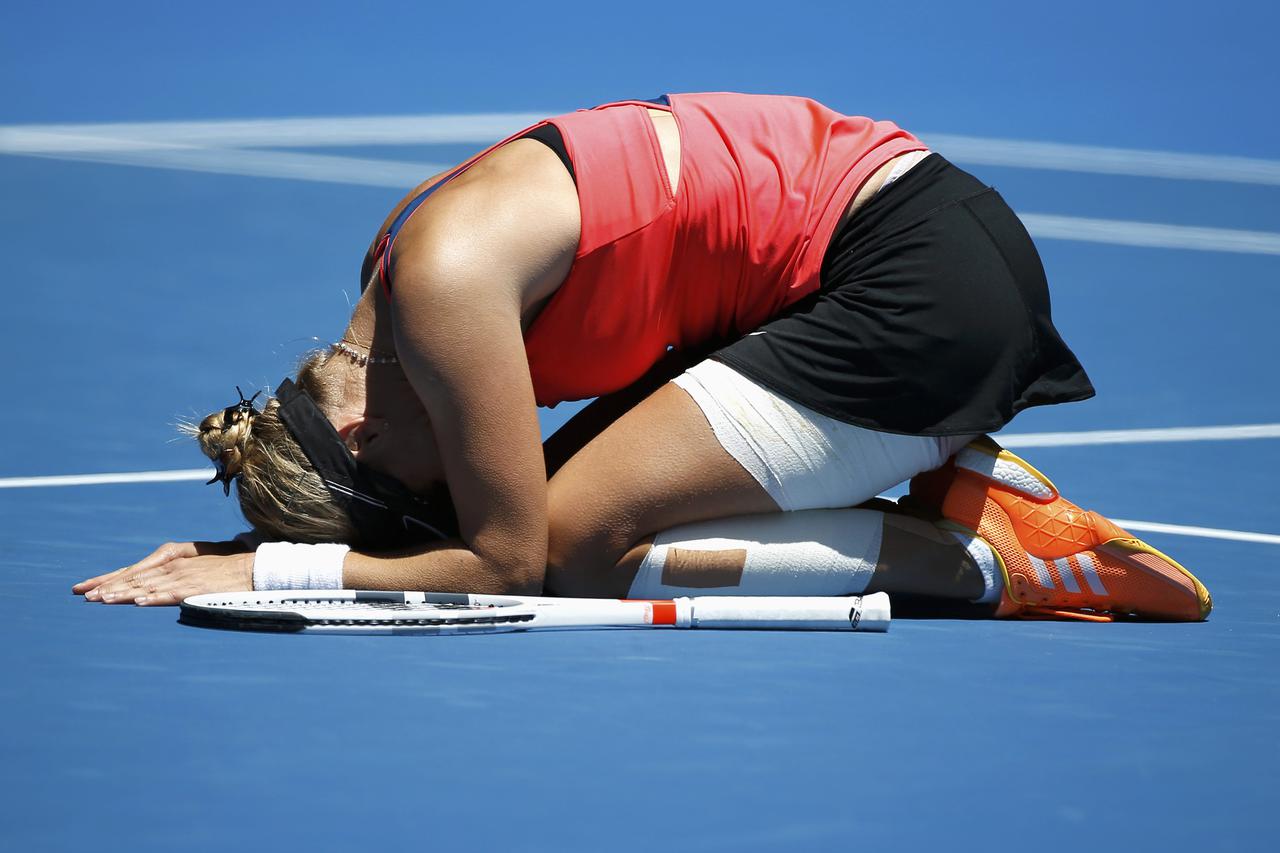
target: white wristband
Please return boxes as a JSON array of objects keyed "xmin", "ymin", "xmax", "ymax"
[{"xmin": 252, "ymin": 542, "xmax": 350, "ymax": 591}]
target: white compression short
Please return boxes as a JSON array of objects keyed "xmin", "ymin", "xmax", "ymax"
[
  {"xmin": 672, "ymin": 358, "xmax": 977, "ymax": 512},
  {"xmin": 627, "ymin": 507, "xmax": 887, "ymax": 597}
]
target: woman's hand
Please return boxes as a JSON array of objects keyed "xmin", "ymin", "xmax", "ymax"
[{"xmin": 73, "ymin": 541, "xmax": 254, "ymax": 606}]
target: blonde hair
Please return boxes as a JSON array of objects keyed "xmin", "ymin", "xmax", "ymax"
[{"xmin": 190, "ymin": 350, "xmax": 360, "ymax": 544}]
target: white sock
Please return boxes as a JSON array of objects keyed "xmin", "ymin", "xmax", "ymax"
[
  {"xmin": 626, "ymin": 508, "xmax": 884, "ymax": 598},
  {"xmin": 947, "ymin": 531, "xmax": 1004, "ymax": 604}
]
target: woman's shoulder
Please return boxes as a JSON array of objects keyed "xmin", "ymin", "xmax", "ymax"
[{"xmin": 389, "ymin": 139, "xmax": 580, "ymax": 304}]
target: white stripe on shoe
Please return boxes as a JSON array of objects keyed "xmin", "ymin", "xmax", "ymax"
[
  {"xmin": 1054, "ymin": 558, "xmax": 1082, "ymax": 593},
  {"xmin": 1028, "ymin": 556, "xmax": 1056, "ymax": 589},
  {"xmin": 1075, "ymin": 553, "xmax": 1110, "ymax": 595}
]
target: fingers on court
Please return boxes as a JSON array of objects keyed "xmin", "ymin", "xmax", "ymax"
[
  {"xmin": 96, "ymin": 578, "xmax": 149, "ymax": 604},
  {"xmin": 73, "ymin": 566, "xmax": 131, "ymax": 594},
  {"xmin": 135, "ymin": 589, "xmax": 184, "ymax": 607},
  {"xmin": 94, "ymin": 565, "xmax": 174, "ymax": 603},
  {"xmin": 73, "ymin": 543, "xmax": 188, "ymax": 595},
  {"xmin": 131, "ymin": 542, "xmax": 192, "ymax": 571}
]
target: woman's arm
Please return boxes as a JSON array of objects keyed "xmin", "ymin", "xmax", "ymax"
[
  {"xmin": 341, "ymin": 539, "xmax": 526, "ymax": 595},
  {"xmin": 75, "ymin": 144, "xmax": 576, "ymax": 605},
  {"xmin": 340, "ymin": 272, "xmax": 550, "ymax": 596},
  {"xmin": 351, "ymin": 140, "xmax": 579, "ymax": 594}
]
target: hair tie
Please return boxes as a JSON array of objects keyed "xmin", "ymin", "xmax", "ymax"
[{"xmin": 206, "ymin": 386, "xmax": 262, "ymax": 496}]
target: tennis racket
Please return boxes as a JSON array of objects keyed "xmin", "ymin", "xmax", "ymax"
[{"xmin": 179, "ymin": 590, "xmax": 890, "ymax": 635}]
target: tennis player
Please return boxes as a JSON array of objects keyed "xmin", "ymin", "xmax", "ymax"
[{"xmin": 74, "ymin": 93, "xmax": 1211, "ymax": 621}]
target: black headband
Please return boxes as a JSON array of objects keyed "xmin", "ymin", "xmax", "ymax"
[{"xmin": 274, "ymin": 378, "xmax": 458, "ymax": 546}]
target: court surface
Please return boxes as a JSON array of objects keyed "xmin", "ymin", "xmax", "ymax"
[{"xmin": 2, "ymin": 3, "xmax": 1277, "ymax": 851}]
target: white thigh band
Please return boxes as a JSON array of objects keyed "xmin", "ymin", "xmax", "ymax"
[
  {"xmin": 673, "ymin": 359, "xmax": 975, "ymax": 512},
  {"xmin": 627, "ymin": 508, "xmax": 884, "ymax": 598}
]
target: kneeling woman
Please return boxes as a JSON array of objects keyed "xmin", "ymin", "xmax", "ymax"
[{"xmin": 74, "ymin": 93, "xmax": 1211, "ymax": 621}]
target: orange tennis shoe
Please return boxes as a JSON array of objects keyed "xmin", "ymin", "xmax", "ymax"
[{"xmin": 911, "ymin": 437, "xmax": 1212, "ymax": 622}]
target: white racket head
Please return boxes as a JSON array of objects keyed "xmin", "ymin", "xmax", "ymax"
[{"xmin": 179, "ymin": 590, "xmax": 545, "ymax": 635}]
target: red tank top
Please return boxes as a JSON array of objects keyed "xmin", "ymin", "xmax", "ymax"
[
  {"xmin": 521, "ymin": 93, "xmax": 924, "ymax": 406},
  {"xmin": 376, "ymin": 94, "xmax": 924, "ymax": 406}
]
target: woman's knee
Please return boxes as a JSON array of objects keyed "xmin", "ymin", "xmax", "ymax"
[{"xmin": 543, "ymin": 379, "xmax": 774, "ymax": 590}]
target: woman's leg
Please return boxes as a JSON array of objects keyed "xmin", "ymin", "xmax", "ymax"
[
  {"xmin": 543, "ymin": 344, "xmax": 718, "ymax": 477},
  {"xmin": 545, "ymin": 368, "xmax": 989, "ymax": 600},
  {"xmin": 608, "ymin": 509, "xmax": 986, "ymax": 600},
  {"xmin": 546, "ymin": 380, "xmax": 777, "ymax": 595}
]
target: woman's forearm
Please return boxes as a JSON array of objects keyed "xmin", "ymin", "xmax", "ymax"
[{"xmin": 342, "ymin": 541, "xmax": 545, "ymax": 595}]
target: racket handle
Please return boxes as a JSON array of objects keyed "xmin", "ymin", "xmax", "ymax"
[{"xmin": 676, "ymin": 593, "xmax": 890, "ymax": 632}]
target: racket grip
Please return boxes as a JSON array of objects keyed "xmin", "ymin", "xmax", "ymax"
[{"xmin": 678, "ymin": 593, "xmax": 890, "ymax": 632}]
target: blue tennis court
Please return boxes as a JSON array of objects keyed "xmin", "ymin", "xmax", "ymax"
[{"xmin": 3, "ymin": 3, "xmax": 1277, "ymax": 850}]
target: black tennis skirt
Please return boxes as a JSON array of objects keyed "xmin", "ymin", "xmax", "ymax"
[{"xmin": 713, "ymin": 154, "xmax": 1095, "ymax": 436}]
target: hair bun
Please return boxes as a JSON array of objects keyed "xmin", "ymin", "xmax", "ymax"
[
  {"xmin": 196, "ymin": 404, "xmax": 258, "ymax": 481},
  {"xmin": 184, "ymin": 357, "xmax": 360, "ymax": 543}
]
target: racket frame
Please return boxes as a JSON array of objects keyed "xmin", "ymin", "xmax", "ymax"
[{"xmin": 178, "ymin": 590, "xmax": 890, "ymax": 635}]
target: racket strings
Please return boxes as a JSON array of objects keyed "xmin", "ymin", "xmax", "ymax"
[
  {"xmin": 304, "ymin": 612, "xmax": 537, "ymax": 627},
  {"xmin": 289, "ymin": 600, "xmax": 493, "ymax": 612},
  {"xmin": 198, "ymin": 596, "xmax": 540, "ymax": 628},
  {"xmin": 199, "ymin": 598, "xmax": 505, "ymax": 613}
]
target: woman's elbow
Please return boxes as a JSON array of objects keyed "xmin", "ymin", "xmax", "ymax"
[
  {"xmin": 503, "ymin": 558, "xmax": 546, "ymax": 595},
  {"xmin": 473, "ymin": 543, "xmax": 546, "ymax": 596}
]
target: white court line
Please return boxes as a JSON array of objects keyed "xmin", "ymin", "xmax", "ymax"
[
  {"xmin": 7, "ymin": 115, "xmax": 1280, "ymax": 254},
  {"xmin": 1017, "ymin": 213, "xmax": 1280, "ymax": 256},
  {"xmin": 10, "ymin": 145, "xmax": 1280, "ymax": 254},
  {"xmin": 0, "ymin": 469, "xmax": 212, "ymax": 488},
  {"xmin": 23, "ymin": 147, "xmax": 447, "ymax": 189},
  {"xmin": 1, "ymin": 469, "xmax": 1275, "ymax": 547},
  {"xmin": 921, "ymin": 133, "xmax": 1280, "ymax": 186},
  {"xmin": 4, "ymin": 114, "xmax": 1279, "ymax": 186},
  {"xmin": 1110, "ymin": 520, "xmax": 1280, "ymax": 546},
  {"xmin": 999, "ymin": 423, "xmax": 1280, "ymax": 447},
  {"xmin": 0, "ymin": 113, "xmax": 550, "ymax": 153},
  {"xmin": 5, "ymin": 423, "xmax": 1280, "ymax": 548},
  {"xmin": 3, "ymin": 422, "xmax": 1278, "ymax": 490}
]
